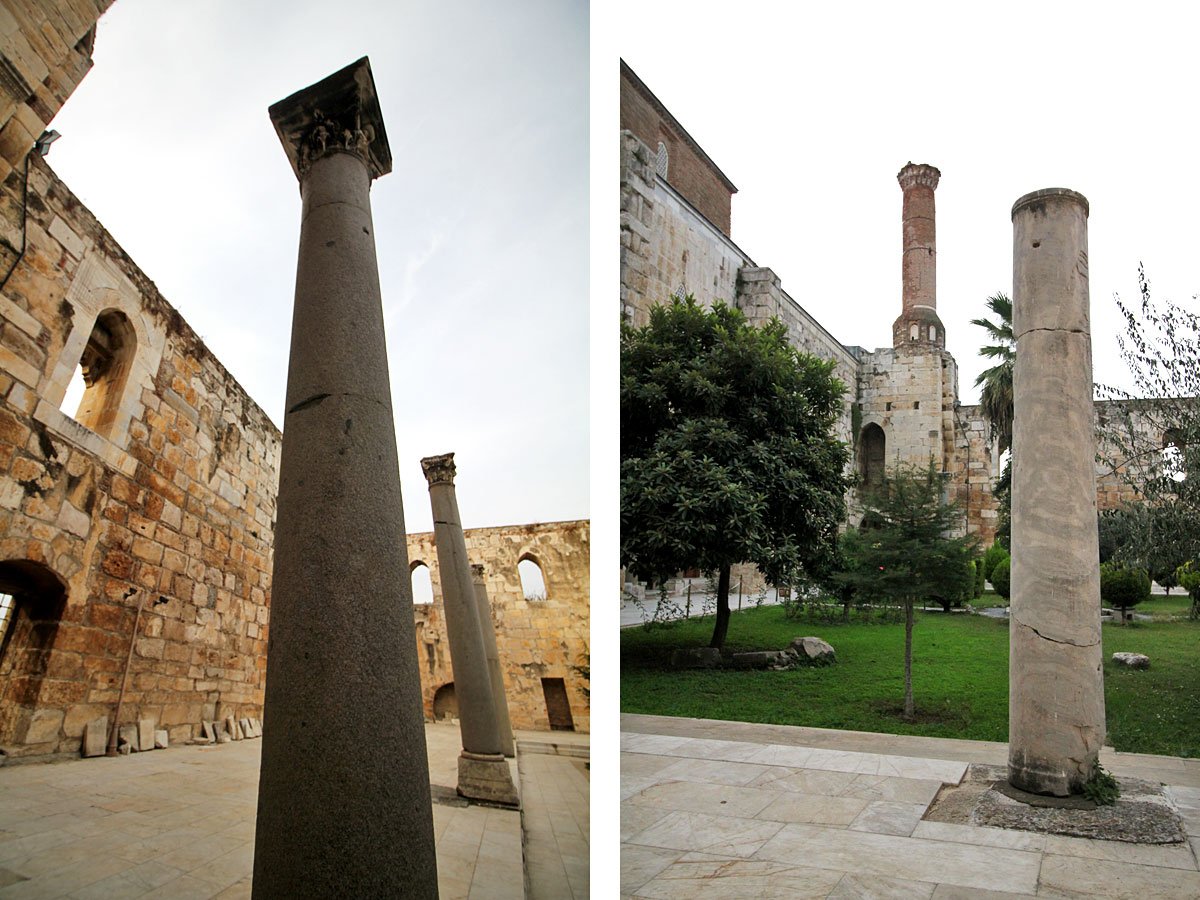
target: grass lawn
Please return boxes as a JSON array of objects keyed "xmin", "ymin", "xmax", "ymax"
[{"xmin": 621, "ymin": 604, "xmax": 1200, "ymax": 758}]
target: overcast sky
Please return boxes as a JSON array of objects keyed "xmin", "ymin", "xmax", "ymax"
[
  {"xmin": 617, "ymin": 1, "xmax": 1200, "ymax": 405},
  {"xmin": 48, "ymin": 0, "xmax": 588, "ymax": 533}
]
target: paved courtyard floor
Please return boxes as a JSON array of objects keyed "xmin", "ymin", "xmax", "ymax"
[
  {"xmin": 622, "ymin": 713, "xmax": 1200, "ymax": 898},
  {"xmin": 0, "ymin": 721, "xmax": 588, "ymax": 899}
]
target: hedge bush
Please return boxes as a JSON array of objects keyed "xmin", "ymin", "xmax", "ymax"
[
  {"xmin": 983, "ymin": 543, "xmax": 1009, "ymax": 582},
  {"xmin": 991, "ymin": 556, "xmax": 1011, "ymax": 599},
  {"xmin": 1100, "ymin": 563, "xmax": 1151, "ymax": 621}
]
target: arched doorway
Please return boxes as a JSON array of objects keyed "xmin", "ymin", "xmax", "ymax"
[
  {"xmin": 860, "ymin": 423, "xmax": 886, "ymax": 489},
  {"xmin": 432, "ymin": 682, "xmax": 457, "ymax": 721},
  {"xmin": 0, "ymin": 560, "xmax": 68, "ymax": 746}
]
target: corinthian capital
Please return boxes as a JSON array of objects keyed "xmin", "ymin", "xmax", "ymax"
[
  {"xmin": 420, "ymin": 453, "xmax": 457, "ymax": 486},
  {"xmin": 269, "ymin": 56, "xmax": 392, "ymax": 183}
]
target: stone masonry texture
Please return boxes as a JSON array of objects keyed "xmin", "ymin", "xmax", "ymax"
[
  {"xmin": 619, "ymin": 64, "xmax": 1171, "ymax": 558},
  {"xmin": 409, "ymin": 520, "xmax": 590, "ymax": 734},
  {"xmin": 0, "ymin": 10, "xmax": 592, "ymax": 763}
]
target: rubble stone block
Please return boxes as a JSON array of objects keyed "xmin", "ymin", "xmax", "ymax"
[
  {"xmin": 82, "ymin": 716, "xmax": 108, "ymax": 757},
  {"xmin": 154, "ymin": 729, "xmax": 168, "ymax": 749}
]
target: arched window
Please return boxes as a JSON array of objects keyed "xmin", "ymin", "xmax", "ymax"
[
  {"xmin": 518, "ymin": 556, "xmax": 547, "ymax": 601},
  {"xmin": 860, "ymin": 423, "xmax": 886, "ymax": 489},
  {"xmin": 656, "ymin": 140, "xmax": 669, "ymax": 178},
  {"xmin": 64, "ymin": 309, "xmax": 137, "ymax": 439},
  {"xmin": 1162, "ymin": 429, "xmax": 1187, "ymax": 483},
  {"xmin": 929, "ymin": 325, "xmax": 937, "ymax": 341},
  {"xmin": 433, "ymin": 683, "xmax": 457, "ymax": 721},
  {"xmin": 410, "ymin": 562, "xmax": 434, "ymax": 605},
  {"xmin": 909, "ymin": 323, "xmax": 919, "ymax": 340}
]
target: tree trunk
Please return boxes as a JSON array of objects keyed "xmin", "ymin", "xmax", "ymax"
[
  {"xmin": 709, "ymin": 565, "xmax": 732, "ymax": 649},
  {"xmin": 842, "ymin": 595, "xmax": 851, "ymax": 623},
  {"xmin": 903, "ymin": 599, "xmax": 915, "ymax": 720}
]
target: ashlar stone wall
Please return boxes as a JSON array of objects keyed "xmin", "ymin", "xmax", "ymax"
[
  {"xmin": 408, "ymin": 519, "xmax": 590, "ymax": 734},
  {"xmin": 0, "ymin": 155, "xmax": 280, "ymax": 757}
]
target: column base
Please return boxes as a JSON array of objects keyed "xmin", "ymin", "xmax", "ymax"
[{"xmin": 457, "ymin": 750, "xmax": 520, "ymax": 807}]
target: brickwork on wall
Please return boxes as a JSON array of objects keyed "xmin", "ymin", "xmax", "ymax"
[
  {"xmin": 407, "ymin": 520, "xmax": 589, "ymax": 734},
  {"xmin": 620, "ymin": 61, "xmax": 736, "ymax": 235},
  {"xmin": 0, "ymin": 156, "xmax": 280, "ymax": 757}
]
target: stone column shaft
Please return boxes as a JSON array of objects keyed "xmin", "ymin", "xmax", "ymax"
[
  {"xmin": 472, "ymin": 564, "xmax": 515, "ymax": 758},
  {"xmin": 254, "ymin": 59, "xmax": 438, "ymax": 897},
  {"xmin": 1008, "ymin": 187, "xmax": 1105, "ymax": 796},
  {"xmin": 423, "ymin": 454, "xmax": 518, "ymax": 805}
]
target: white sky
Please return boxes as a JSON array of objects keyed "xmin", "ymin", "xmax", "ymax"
[
  {"xmin": 617, "ymin": 1, "xmax": 1200, "ymax": 405},
  {"xmin": 47, "ymin": 0, "xmax": 589, "ymax": 533}
]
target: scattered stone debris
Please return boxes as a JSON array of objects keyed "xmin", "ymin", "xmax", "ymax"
[
  {"xmin": 82, "ymin": 717, "xmax": 107, "ymax": 757},
  {"xmin": 925, "ymin": 763, "xmax": 1187, "ymax": 844},
  {"xmin": 1112, "ymin": 652, "xmax": 1150, "ymax": 669},
  {"xmin": 153, "ymin": 730, "xmax": 169, "ymax": 750},
  {"xmin": 732, "ymin": 651, "xmax": 789, "ymax": 669},
  {"xmin": 789, "ymin": 636, "xmax": 836, "ymax": 666}
]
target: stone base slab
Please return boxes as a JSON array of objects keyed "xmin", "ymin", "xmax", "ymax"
[{"xmin": 458, "ymin": 751, "xmax": 519, "ymax": 807}]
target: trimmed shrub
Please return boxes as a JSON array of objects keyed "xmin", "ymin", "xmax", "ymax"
[
  {"xmin": 983, "ymin": 543, "xmax": 1009, "ymax": 582},
  {"xmin": 1100, "ymin": 563, "xmax": 1151, "ymax": 622},
  {"xmin": 1176, "ymin": 561, "xmax": 1200, "ymax": 619},
  {"xmin": 991, "ymin": 556, "xmax": 1011, "ymax": 600}
]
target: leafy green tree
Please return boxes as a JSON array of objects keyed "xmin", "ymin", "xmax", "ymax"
[
  {"xmin": 970, "ymin": 292, "xmax": 1015, "ymax": 454},
  {"xmin": 982, "ymin": 542, "xmax": 1009, "ymax": 583},
  {"xmin": 621, "ymin": 296, "xmax": 850, "ymax": 649},
  {"xmin": 840, "ymin": 461, "xmax": 976, "ymax": 719},
  {"xmin": 1097, "ymin": 266, "xmax": 1200, "ymax": 570}
]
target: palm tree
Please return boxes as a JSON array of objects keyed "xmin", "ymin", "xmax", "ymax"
[{"xmin": 971, "ymin": 292, "xmax": 1014, "ymax": 453}]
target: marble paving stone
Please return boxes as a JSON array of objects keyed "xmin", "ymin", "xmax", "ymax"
[
  {"xmin": 755, "ymin": 792, "xmax": 868, "ymax": 826},
  {"xmin": 620, "ymin": 844, "xmax": 680, "ymax": 894},
  {"xmin": 1037, "ymin": 854, "xmax": 1200, "ymax": 899},
  {"xmin": 754, "ymin": 823, "xmax": 1042, "ymax": 894},
  {"xmin": 624, "ymin": 811, "xmax": 672, "ymax": 844},
  {"xmin": 626, "ymin": 810, "xmax": 785, "ymax": 858},
  {"xmin": 621, "ymin": 733, "xmax": 697, "ymax": 757},
  {"xmin": 746, "ymin": 767, "xmax": 856, "ymax": 796},
  {"xmin": 848, "ymin": 801, "xmax": 927, "ymax": 836},
  {"xmin": 841, "ymin": 773, "xmax": 943, "ymax": 806},
  {"xmin": 665, "ymin": 738, "xmax": 767, "ymax": 763},
  {"xmin": 627, "ymin": 780, "xmax": 779, "ymax": 818},
  {"xmin": 653, "ymin": 757, "xmax": 772, "ymax": 787},
  {"xmin": 1042, "ymin": 832, "xmax": 1200, "ymax": 870},
  {"xmin": 623, "ymin": 752, "xmax": 685, "ymax": 781},
  {"xmin": 929, "ymin": 885, "xmax": 1037, "ymax": 899},
  {"xmin": 746, "ymin": 744, "xmax": 815, "ymax": 769},
  {"xmin": 827, "ymin": 872, "xmax": 936, "ymax": 899},
  {"xmin": 631, "ymin": 857, "xmax": 845, "ymax": 899},
  {"xmin": 910, "ymin": 820, "xmax": 1046, "ymax": 851}
]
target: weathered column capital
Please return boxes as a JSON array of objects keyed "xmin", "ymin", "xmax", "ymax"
[
  {"xmin": 1011, "ymin": 187, "xmax": 1090, "ymax": 221},
  {"xmin": 897, "ymin": 162, "xmax": 940, "ymax": 192},
  {"xmin": 421, "ymin": 452, "xmax": 457, "ymax": 486},
  {"xmin": 268, "ymin": 56, "xmax": 393, "ymax": 182}
]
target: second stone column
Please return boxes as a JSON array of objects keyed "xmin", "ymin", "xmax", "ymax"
[{"xmin": 422, "ymin": 453, "xmax": 519, "ymax": 805}]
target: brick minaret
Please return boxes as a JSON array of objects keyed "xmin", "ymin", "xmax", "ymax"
[{"xmin": 893, "ymin": 162, "xmax": 946, "ymax": 352}]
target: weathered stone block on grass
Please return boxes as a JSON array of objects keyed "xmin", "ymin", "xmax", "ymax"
[
  {"xmin": 1112, "ymin": 652, "xmax": 1150, "ymax": 670},
  {"xmin": 732, "ymin": 651, "xmax": 787, "ymax": 669},
  {"xmin": 789, "ymin": 636, "xmax": 836, "ymax": 665}
]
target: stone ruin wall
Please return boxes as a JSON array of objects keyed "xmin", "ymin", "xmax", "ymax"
[
  {"xmin": 408, "ymin": 519, "xmax": 590, "ymax": 734},
  {"xmin": 0, "ymin": 155, "xmax": 281, "ymax": 757}
]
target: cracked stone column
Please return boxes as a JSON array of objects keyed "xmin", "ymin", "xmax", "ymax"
[
  {"xmin": 1008, "ymin": 188, "xmax": 1105, "ymax": 796},
  {"xmin": 422, "ymin": 454, "xmax": 519, "ymax": 805},
  {"xmin": 254, "ymin": 58, "xmax": 438, "ymax": 897},
  {"xmin": 472, "ymin": 564, "xmax": 516, "ymax": 757}
]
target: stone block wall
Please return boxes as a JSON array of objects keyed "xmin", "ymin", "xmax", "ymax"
[
  {"xmin": 408, "ymin": 520, "xmax": 590, "ymax": 734},
  {"xmin": 620, "ymin": 62, "xmax": 735, "ymax": 235},
  {"xmin": 856, "ymin": 348, "xmax": 948, "ymax": 472},
  {"xmin": 0, "ymin": 156, "xmax": 280, "ymax": 757}
]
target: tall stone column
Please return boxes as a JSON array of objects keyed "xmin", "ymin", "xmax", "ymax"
[
  {"xmin": 1008, "ymin": 188, "xmax": 1105, "ymax": 796},
  {"xmin": 422, "ymin": 454, "xmax": 519, "ymax": 805},
  {"xmin": 253, "ymin": 58, "xmax": 438, "ymax": 897},
  {"xmin": 893, "ymin": 162, "xmax": 946, "ymax": 351},
  {"xmin": 471, "ymin": 563, "xmax": 516, "ymax": 758}
]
